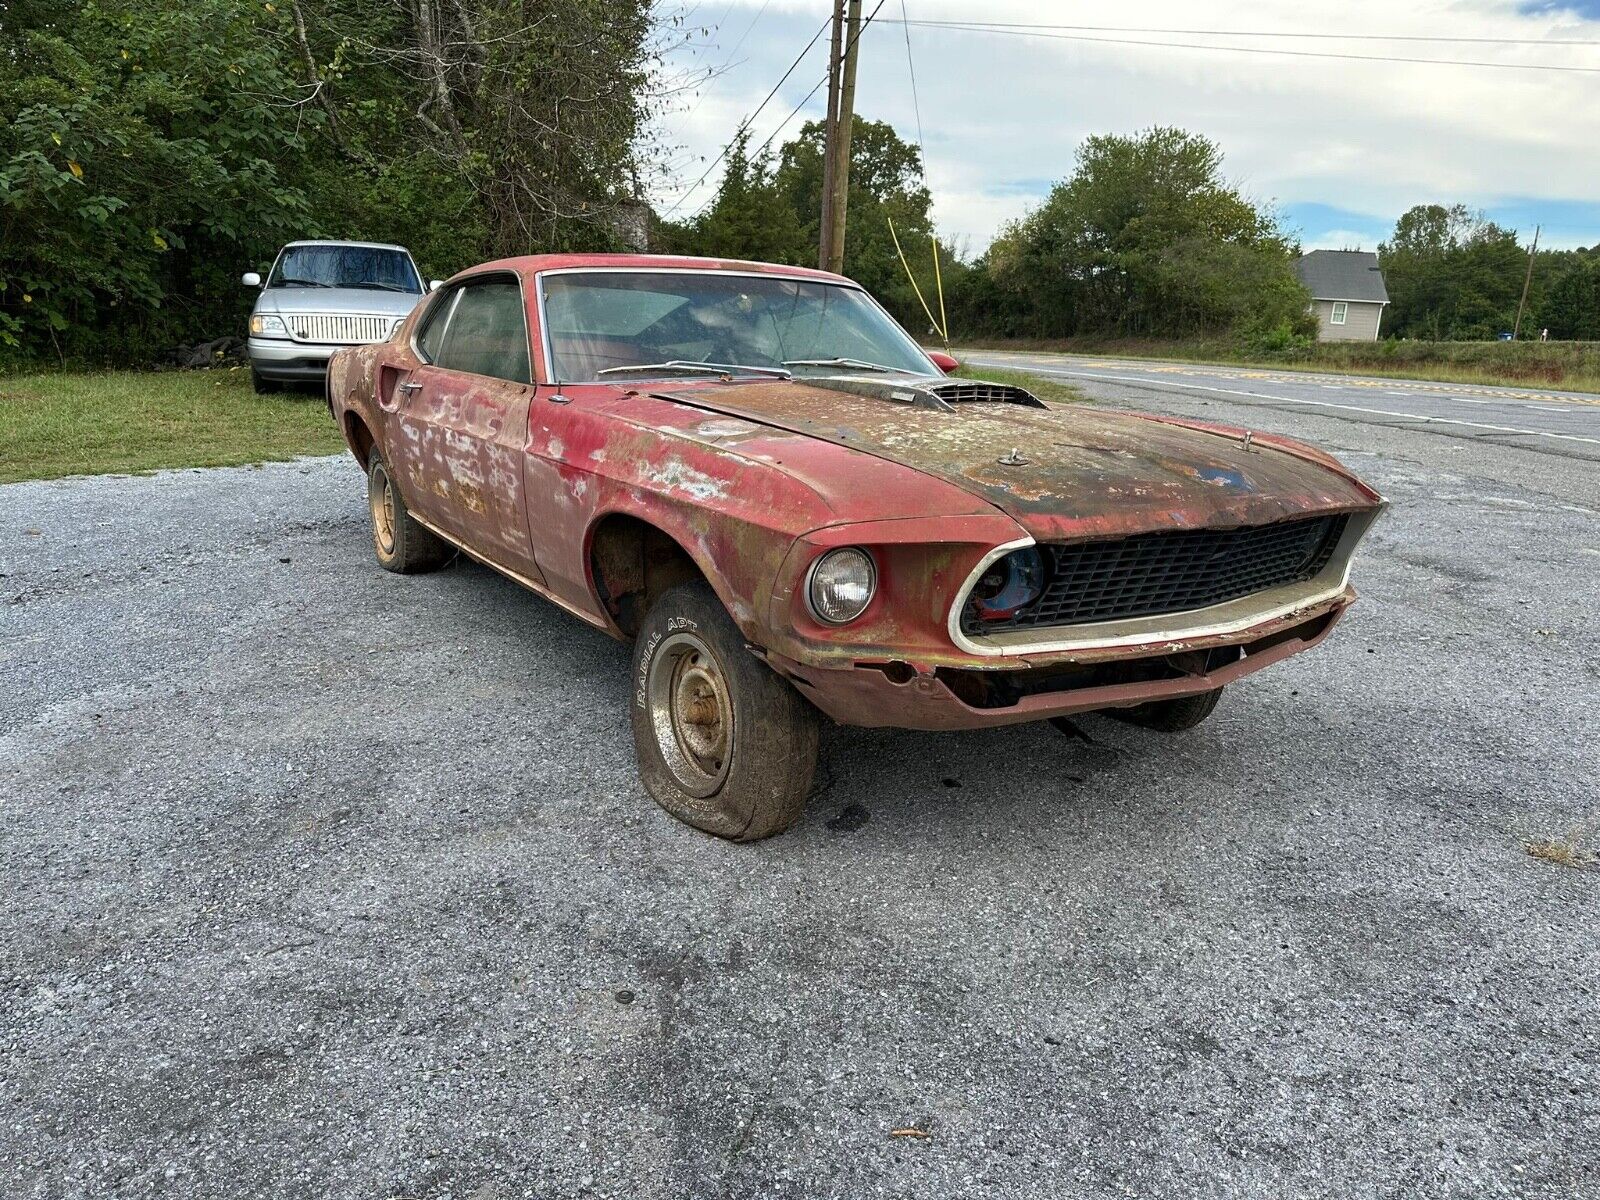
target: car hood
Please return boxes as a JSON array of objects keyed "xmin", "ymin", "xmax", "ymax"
[
  {"xmin": 254, "ymin": 287, "xmax": 423, "ymax": 318},
  {"xmin": 656, "ymin": 376, "xmax": 1380, "ymax": 540}
]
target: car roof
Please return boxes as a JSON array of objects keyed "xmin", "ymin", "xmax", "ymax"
[
  {"xmin": 460, "ymin": 253, "xmax": 853, "ymax": 284},
  {"xmin": 282, "ymin": 240, "xmax": 414, "ymax": 253}
]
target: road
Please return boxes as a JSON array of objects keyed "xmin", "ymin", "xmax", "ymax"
[
  {"xmin": 960, "ymin": 348, "xmax": 1600, "ymax": 465},
  {"xmin": 3, "ymin": 370, "xmax": 1598, "ymax": 1198}
]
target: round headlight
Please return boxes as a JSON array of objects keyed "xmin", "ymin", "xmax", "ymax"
[{"xmin": 807, "ymin": 547, "xmax": 876, "ymax": 625}]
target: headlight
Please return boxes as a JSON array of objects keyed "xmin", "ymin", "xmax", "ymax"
[
  {"xmin": 807, "ymin": 547, "xmax": 876, "ymax": 625},
  {"xmin": 389, "ymin": 316, "xmax": 407, "ymax": 337},
  {"xmin": 971, "ymin": 546, "xmax": 1044, "ymax": 621},
  {"xmin": 249, "ymin": 314, "xmax": 288, "ymax": 338}
]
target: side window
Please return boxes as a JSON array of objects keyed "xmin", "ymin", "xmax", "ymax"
[
  {"xmin": 415, "ymin": 291, "xmax": 457, "ymax": 362},
  {"xmin": 433, "ymin": 280, "xmax": 531, "ymax": 384}
]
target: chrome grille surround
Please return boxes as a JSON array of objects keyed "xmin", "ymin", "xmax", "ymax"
[{"xmin": 283, "ymin": 313, "xmax": 393, "ymax": 345}]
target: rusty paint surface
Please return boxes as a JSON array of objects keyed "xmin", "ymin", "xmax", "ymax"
[
  {"xmin": 655, "ymin": 379, "xmax": 1375, "ymax": 542},
  {"xmin": 326, "ymin": 255, "xmax": 1385, "ymax": 731}
]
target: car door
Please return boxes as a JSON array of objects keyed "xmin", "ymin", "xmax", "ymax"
[{"xmin": 389, "ymin": 275, "xmax": 542, "ymax": 582}]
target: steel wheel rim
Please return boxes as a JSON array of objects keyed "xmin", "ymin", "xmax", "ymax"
[
  {"xmin": 369, "ymin": 464, "xmax": 397, "ymax": 556},
  {"xmin": 646, "ymin": 631, "xmax": 733, "ymax": 798}
]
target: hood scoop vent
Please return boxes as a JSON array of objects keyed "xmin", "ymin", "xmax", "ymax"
[
  {"xmin": 925, "ymin": 380, "xmax": 1045, "ymax": 408},
  {"xmin": 792, "ymin": 374, "xmax": 1045, "ymax": 411}
]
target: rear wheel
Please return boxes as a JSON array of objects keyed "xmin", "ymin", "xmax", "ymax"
[
  {"xmin": 367, "ymin": 447, "xmax": 449, "ymax": 573},
  {"xmin": 630, "ymin": 582, "xmax": 818, "ymax": 841},
  {"xmin": 1108, "ymin": 687, "xmax": 1224, "ymax": 732}
]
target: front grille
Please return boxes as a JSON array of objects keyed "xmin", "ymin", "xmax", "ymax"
[
  {"xmin": 927, "ymin": 381, "xmax": 1041, "ymax": 407},
  {"xmin": 284, "ymin": 313, "xmax": 393, "ymax": 345},
  {"xmin": 962, "ymin": 515, "xmax": 1348, "ymax": 635}
]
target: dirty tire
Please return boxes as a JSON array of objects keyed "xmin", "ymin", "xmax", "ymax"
[
  {"xmin": 631, "ymin": 582, "xmax": 819, "ymax": 841},
  {"xmin": 1111, "ymin": 687, "xmax": 1224, "ymax": 732},
  {"xmin": 251, "ymin": 368, "xmax": 281, "ymax": 395},
  {"xmin": 366, "ymin": 446, "xmax": 449, "ymax": 574}
]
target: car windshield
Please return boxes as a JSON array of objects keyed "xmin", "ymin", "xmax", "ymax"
[
  {"xmin": 268, "ymin": 245, "xmax": 421, "ymax": 293},
  {"xmin": 541, "ymin": 271, "xmax": 935, "ymax": 383}
]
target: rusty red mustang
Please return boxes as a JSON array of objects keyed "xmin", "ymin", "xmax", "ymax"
[{"xmin": 328, "ymin": 254, "xmax": 1383, "ymax": 840}]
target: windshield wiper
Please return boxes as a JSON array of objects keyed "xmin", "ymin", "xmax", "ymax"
[
  {"xmin": 596, "ymin": 360, "xmax": 792, "ymax": 380},
  {"xmin": 783, "ymin": 357, "xmax": 914, "ymax": 374},
  {"xmin": 274, "ymin": 277, "xmax": 333, "ymax": 288},
  {"xmin": 348, "ymin": 282, "xmax": 412, "ymax": 292}
]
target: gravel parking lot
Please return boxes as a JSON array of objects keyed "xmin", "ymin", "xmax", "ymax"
[{"xmin": 3, "ymin": 383, "xmax": 1597, "ymax": 1199}]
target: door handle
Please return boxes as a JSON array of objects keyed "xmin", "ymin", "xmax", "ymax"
[{"xmin": 397, "ymin": 382, "xmax": 423, "ymax": 395}]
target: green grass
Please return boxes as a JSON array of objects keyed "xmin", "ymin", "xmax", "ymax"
[
  {"xmin": 953, "ymin": 363, "xmax": 1086, "ymax": 404},
  {"xmin": 956, "ymin": 337, "xmax": 1600, "ymax": 395},
  {"xmin": 0, "ymin": 369, "xmax": 346, "ymax": 484}
]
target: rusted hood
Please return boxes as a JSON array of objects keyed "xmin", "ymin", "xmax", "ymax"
[{"xmin": 656, "ymin": 379, "xmax": 1378, "ymax": 540}]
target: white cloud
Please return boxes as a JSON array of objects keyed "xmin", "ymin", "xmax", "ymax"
[{"xmin": 651, "ymin": 0, "xmax": 1600, "ymax": 250}]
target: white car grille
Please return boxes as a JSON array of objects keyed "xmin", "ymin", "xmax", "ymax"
[{"xmin": 284, "ymin": 313, "xmax": 393, "ymax": 345}]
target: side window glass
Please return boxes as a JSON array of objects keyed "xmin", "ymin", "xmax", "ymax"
[
  {"xmin": 416, "ymin": 291, "xmax": 456, "ymax": 362},
  {"xmin": 433, "ymin": 280, "xmax": 531, "ymax": 384}
]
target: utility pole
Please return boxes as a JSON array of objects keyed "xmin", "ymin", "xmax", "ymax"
[
  {"xmin": 1513, "ymin": 224, "xmax": 1540, "ymax": 340},
  {"xmin": 817, "ymin": 0, "xmax": 845, "ymax": 271},
  {"xmin": 819, "ymin": 0, "xmax": 862, "ymax": 275}
]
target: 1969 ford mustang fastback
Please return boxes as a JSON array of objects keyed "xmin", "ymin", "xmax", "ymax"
[{"xmin": 328, "ymin": 254, "xmax": 1383, "ymax": 840}]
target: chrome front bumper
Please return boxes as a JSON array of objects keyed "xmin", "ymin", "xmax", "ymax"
[{"xmin": 247, "ymin": 337, "xmax": 344, "ymax": 381}]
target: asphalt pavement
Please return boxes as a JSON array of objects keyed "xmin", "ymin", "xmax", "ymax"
[
  {"xmin": 960, "ymin": 348, "xmax": 1600, "ymax": 465},
  {"xmin": 3, "ymin": 364, "xmax": 1598, "ymax": 1199}
]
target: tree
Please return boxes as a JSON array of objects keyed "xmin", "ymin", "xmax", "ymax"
[
  {"xmin": 0, "ymin": 0, "xmax": 676, "ymax": 365},
  {"xmin": 1379, "ymin": 205, "xmax": 1532, "ymax": 340},
  {"xmin": 958, "ymin": 127, "xmax": 1308, "ymax": 339},
  {"xmin": 1540, "ymin": 253, "xmax": 1600, "ymax": 340},
  {"xmin": 664, "ymin": 116, "xmax": 942, "ymax": 330}
]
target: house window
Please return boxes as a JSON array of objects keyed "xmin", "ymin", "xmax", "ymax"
[{"xmin": 1331, "ymin": 302, "xmax": 1349, "ymax": 325}]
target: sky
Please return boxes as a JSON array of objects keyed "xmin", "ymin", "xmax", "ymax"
[{"xmin": 651, "ymin": 0, "xmax": 1600, "ymax": 256}]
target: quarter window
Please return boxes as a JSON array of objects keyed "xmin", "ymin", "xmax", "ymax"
[
  {"xmin": 422, "ymin": 278, "xmax": 532, "ymax": 384},
  {"xmin": 1330, "ymin": 301, "xmax": 1349, "ymax": 325}
]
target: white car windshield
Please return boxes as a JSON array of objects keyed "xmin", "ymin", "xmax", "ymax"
[
  {"xmin": 541, "ymin": 271, "xmax": 935, "ymax": 382},
  {"xmin": 268, "ymin": 245, "xmax": 421, "ymax": 293}
]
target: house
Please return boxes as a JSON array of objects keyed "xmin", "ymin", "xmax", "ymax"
[{"xmin": 1295, "ymin": 250, "xmax": 1389, "ymax": 341}]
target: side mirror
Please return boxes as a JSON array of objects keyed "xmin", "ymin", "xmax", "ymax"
[
  {"xmin": 927, "ymin": 350, "xmax": 960, "ymax": 375},
  {"xmin": 242, "ymin": 272, "xmax": 262, "ymax": 288},
  {"xmin": 428, "ymin": 280, "xmax": 444, "ymax": 292}
]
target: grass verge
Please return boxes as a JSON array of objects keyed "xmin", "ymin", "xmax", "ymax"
[
  {"xmin": 0, "ymin": 369, "xmax": 345, "ymax": 484},
  {"xmin": 954, "ymin": 363, "xmax": 1086, "ymax": 405},
  {"xmin": 956, "ymin": 337, "xmax": 1600, "ymax": 395}
]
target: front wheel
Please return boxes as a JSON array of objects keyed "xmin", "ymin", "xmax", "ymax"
[
  {"xmin": 251, "ymin": 367, "xmax": 282, "ymax": 395},
  {"xmin": 1108, "ymin": 687, "xmax": 1224, "ymax": 732},
  {"xmin": 630, "ymin": 583, "xmax": 819, "ymax": 841}
]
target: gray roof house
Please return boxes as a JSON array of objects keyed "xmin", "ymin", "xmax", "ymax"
[{"xmin": 1295, "ymin": 250, "xmax": 1390, "ymax": 342}]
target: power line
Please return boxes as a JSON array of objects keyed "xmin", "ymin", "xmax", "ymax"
[
  {"xmin": 899, "ymin": 0, "xmax": 928, "ymax": 181},
  {"xmin": 662, "ymin": 13, "xmax": 832, "ymax": 217},
  {"xmin": 690, "ymin": 0, "xmax": 890, "ymax": 218},
  {"xmin": 881, "ymin": 19, "xmax": 1600, "ymax": 47},
  {"xmin": 882, "ymin": 21, "xmax": 1600, "ymax": 73}
]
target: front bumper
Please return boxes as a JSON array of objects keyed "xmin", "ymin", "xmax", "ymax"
[
  {"xmin": 764, "ymin": 589, "xmax": 1352, "ymax": 730},
  {"xmin": 247, "ymin": 337, "xmax": 343, "ymax": 381}
]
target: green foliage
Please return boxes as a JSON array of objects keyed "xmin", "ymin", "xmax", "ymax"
[
  {"xmin": 1376, "ymin": 204, "xmax": 1592, "ymax": 341},
  {"xmin": 953, "ymin": 127, "xmax": 1308, "ymax": 341},
  {"xmin": 662, "ymin": 116, "xmax": 944, "ymax": 330},
  {"xmin": 1539, "ymin": 252, "xmax": 1600, "ymax": 341},
  {"xmin": 0, "ymin": 0, "xmax": 661, "ymax": 368}
]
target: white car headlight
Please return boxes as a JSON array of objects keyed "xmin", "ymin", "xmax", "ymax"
[
  {"xmin": 807, "ymin": 547, "xmax": 876, "ymax": 625},
  {"xmin": 249, "ymin": 314, "xmax": 288, "ymax": 338},
  {"xmin": 390, "ymin": 316, "xmax": 407, "ymax": 337}
]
